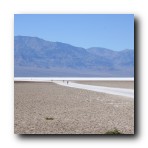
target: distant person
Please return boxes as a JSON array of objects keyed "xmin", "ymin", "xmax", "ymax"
[{"xmin": 67, "ymin": 81, "xmax": 68, "ymax": 84}]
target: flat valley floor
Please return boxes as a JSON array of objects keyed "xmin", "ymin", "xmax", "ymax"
[{"xmin": 14, "ymin": 81, "xmax": 134, "ymax": 134}]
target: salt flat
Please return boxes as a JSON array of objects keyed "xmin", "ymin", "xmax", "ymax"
[
  {"xmin": 54, "ymin": 81, "xmax": 134, "ymax": 98},
  {"xmin": 14, "ymin": 82, "xmax": 134, "ymax": 134}
]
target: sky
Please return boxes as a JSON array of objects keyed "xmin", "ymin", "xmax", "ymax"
[{"xmin": 14, "ymin": 14, "xmax": 134, "ymax": 51}]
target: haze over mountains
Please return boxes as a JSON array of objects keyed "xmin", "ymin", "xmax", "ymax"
[{"xmin": 14, "ymin": 36, "xmax": 134, "ymax": 77}]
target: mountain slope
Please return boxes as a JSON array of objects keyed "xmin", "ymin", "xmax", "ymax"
[{"xmin": 14, "ymin": 36, "xmax": 134, "ymax": 77}]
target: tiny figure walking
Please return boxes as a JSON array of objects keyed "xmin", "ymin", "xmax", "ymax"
[{"xmin": 67, "ymin": 81, "xmax": 68, "ymax": 84}]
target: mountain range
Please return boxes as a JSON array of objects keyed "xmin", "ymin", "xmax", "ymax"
[{"xmin": 14, "ymin": 36, "xmax": 134, "ymax": 77}]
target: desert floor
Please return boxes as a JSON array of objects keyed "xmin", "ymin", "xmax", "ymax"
[
  {"xmin": 14, "ymin": 81, "xmax": 134, "ymax": 134},
  {"xmin": 75, "ymin": 81, "xmax": 134, "ymax": 89}
]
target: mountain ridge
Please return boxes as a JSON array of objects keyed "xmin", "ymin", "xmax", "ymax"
[{"xmin": 14, "ymin": 36, "xmax": 134, "ymax": 77}]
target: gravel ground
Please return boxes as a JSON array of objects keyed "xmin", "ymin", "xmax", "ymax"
[
  {"xmin": 14, "ymin": 82, "xmax": 134, "ymax": 134},
  {"xmin": 75, "ymin": 81, "xmax": 134, "ymax": 89}
]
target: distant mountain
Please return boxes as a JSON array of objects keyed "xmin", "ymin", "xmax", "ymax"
[{"xmin": 14, "ymin": 36, "xmax": 134, "ymax": 77}]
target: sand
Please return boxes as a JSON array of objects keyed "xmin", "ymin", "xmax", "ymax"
[
  {"xmin": 14, "ymin": 82, "xmax": 134, "ymax": 134},
  {"xmin": 75, "ymin": 81, "xmax": 134, "ymax": 89}
]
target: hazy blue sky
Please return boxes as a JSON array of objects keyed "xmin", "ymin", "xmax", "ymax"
[{"xmin": 14, "ymin": 14, "xmax": 134, "ymax": 51}]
